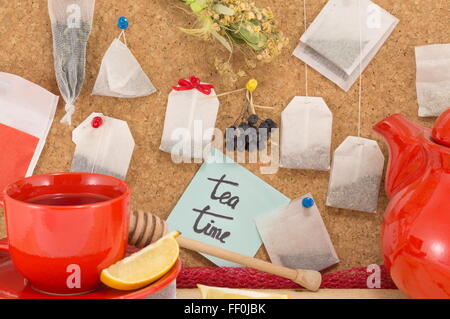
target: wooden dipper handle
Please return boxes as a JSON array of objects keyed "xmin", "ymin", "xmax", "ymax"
[
  {"xmin": 128, "ymin": 210, "xmax": 322, "ymax": 292},
  {"xmin": 177, "ymin": 236, "xmax": 322, "ymax": 292}
]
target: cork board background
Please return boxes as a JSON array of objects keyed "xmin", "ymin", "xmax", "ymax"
[{"xmin": 0, "ymin": 0, "xmax": 448, "ymax": 272}]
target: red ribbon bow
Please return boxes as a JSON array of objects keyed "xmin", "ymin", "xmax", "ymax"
[{"xmin": 172, "ymin": 76, "xmax": 214, "ymax": 95}]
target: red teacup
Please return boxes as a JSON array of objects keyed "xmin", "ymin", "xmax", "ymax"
[{"xmin": 0, "ymin": 172, "xmax": 130, "ymax": 295}]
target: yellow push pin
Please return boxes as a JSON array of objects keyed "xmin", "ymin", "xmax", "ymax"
[{"xmin": 246, "ymin": 78, "xmax": 258, "ymax": 92}]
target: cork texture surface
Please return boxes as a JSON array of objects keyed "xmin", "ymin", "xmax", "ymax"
[{"xmin": 0, "ymin": 0, "xmax": 448, "ymax": 271}]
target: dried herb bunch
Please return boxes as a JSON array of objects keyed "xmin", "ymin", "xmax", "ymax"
[{"xmin": 177, "ymin": 0, "xmax": 288, "ymax": 80}]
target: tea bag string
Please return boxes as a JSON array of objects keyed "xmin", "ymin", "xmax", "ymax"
[
  {"xmin": 357, "ymin": 0, "xmax": 363, "ymax": 137},
  {"xmin": 200, "ymin": 79, "xmax": 273, "ymax": 111},
  {"xmin": 303, "ymin": 0, "xmax": 309, "ymax": 97}
]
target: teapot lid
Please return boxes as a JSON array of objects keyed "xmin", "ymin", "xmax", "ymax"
[{"xmin": 432, "ymin": 108, "xmax": 450, "ymax": 147}]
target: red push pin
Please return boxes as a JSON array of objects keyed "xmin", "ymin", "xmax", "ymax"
[{"xmin": 91, "ymin": 116, "xmax": 103, "ymax": 128}]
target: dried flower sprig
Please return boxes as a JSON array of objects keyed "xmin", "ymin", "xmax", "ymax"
[{"xmin": 176, "ymin": 0, "xmax": 289, "ymax": 81}]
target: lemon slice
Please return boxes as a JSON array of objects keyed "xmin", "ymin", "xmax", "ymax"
[
  {"xmin": 197, "ymin": 284, "xmax": 290, "ymax": 299},
  {"xmin": 101, "ymin": 231, "xmax": 180, "ymax": 290}
]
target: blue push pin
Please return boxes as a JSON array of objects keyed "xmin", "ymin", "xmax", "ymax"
[
  {"xmin": 302, "ymin": 197, "xmax": 314, "ymax": 208},
  {"xmin": 118, "ymin": 16, "xmax": 129, "ymax": 30}
]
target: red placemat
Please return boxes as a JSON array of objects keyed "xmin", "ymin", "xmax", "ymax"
[{"xmin": 177, "ymin": 265, "xmax": 397, "ymax": 289}]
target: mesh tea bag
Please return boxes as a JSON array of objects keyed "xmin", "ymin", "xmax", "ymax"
[
  {"xmin": 160, "ymin": 76, "xmax": 219, "ymax": 159},
  {"xmin": 293, "ymin": 0, "xmax": 398, "ymax": 91},
  {"xmin": 326, "ymin": 136, "xmax": 384, "ymax": 213},
  {"xmin": 92, "ymin": 19, "xmax": 156, "ymax": 98},
  {"xmin": 416, "ymin": 44, "xmax": 450, "ymax": 117},
  {"xmin": 255, "ymin": 195, "xmax": 339, "ymax": 271},
  {"xmin": 71, "ymin": 113, "xmax": 135, "ymax": 180},
  {"xmin": 48, "ymin": 0, "xmax": 95, "ymax": 125},
  {"xmin": 280, "ymin": 97, "xmax": 332, "ymax": 170}
]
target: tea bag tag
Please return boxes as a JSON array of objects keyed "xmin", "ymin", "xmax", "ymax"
[
  {"xmin": 71, "ymin": 113, "xmax": 135, "ymax": 180},
  {"xmin": 280, "ymin": 96, "xmax": 332, "ymax": 170},
  {"xmin": 92, "ymin": 17, "xmax": 156, "ymax": 98},
  {"xmin": 255, "ymin": 194, "xmax": 339, "ymax": 271},
  {"xmin": 326, "ymin": 136, "xmax": 384, "ymax": 213}
]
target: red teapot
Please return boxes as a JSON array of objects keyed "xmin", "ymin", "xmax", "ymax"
[{"xmin": 374, "ymin": 109, "xmax": 450, "ymax": 299}]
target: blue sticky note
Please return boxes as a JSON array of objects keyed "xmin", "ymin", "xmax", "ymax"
[{"xmin": 167, "ymin": 149, "xmax": 290, "ymax": 267}]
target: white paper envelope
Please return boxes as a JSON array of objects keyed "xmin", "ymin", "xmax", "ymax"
[
  {"xmin": 255, "ymin": 195, "xmax": 339, "ymax": 271},
  {"xmin": 70, "ymin": 112, "xmax": 135, "ymax": 180},
  {"xmin": 280, "ymin": 96, "xmax": 332, "ymax": 171},
  {"xmin": 92, "ymin": 38, "xmax": 156, "ymax": 98},
  {"xmin": 326, "ymin": 136, "xmax": 384, "ymax": 213},
  {"xmin": 0, "ymin": 72, "xmax": 59, "ymax": 176}
]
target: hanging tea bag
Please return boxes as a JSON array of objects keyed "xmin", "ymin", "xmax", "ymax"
[
  {"xmin": 280, "ymin": 97, "xmax": 332, "ymax": 170},
  {"xmin": 293, "ymin": 0, "xmax": 398, "ymax": 91},
  {"xmin": 0, "ymin": 72, "xmax": 58, "ymax": 198},
  {"xmin": 48, "ymin": 0, "xmax": 95, "ymax": 125},
  {"xmin": 92, "ymin": 17, "xmax": 156, "ymax": 98},
  {"xmin": 70, "ymin": 113, "xmax": 135, "ymax": 180},
  {"xmin": 255, "ymin": 195, "xmax": 339, "ymax": 271},
  {"xmin": 326, "ymin": 136, "xmax": 384, "ymax": 213},
  {"xmin": 160, "ymin": 76, "xmax": 219, "ymax": 159},
  {"xmin": 416, "ymin": 44, "xmax": 450, "ymax": 117}
]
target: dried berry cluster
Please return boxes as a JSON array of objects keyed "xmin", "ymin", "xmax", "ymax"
[{"xmin": 225, "ymin": 113, "xmax": 277, "ymax": 152}]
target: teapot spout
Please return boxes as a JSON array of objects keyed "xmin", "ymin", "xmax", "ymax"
[{"xmin": 373, "ymin": 114, "xmax": 428, "ymax": 198}]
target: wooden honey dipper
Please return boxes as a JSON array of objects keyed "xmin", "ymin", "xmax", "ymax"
[{"xmin": 128, "ymin": 210, "xmax": 322, "ymax": 292}]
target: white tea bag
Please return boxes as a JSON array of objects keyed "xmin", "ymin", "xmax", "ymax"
[
  {"xmin": 416, "ymin": 44, "xmax": 450, "ymax": 117},
  {"xmin": 160, "ymin": 77, "xmax": 219, "ymax": 159},
  {"xmin": 326, "ymin": 136, "xmax": 384, "ymax": 213},
  {"xmin": 92, "ymin": 38, "xmax": 156, "ymax": 98},
  {"xmin": 280, "ymin": 97, "xmax": 332, "ymax": 170},
  {"xmin": 293, "ymin": 0, "xmax": 398, "ymax": 91},
  {"xmin": 0, "ymin": 72, "xmax": 59, "ymax": 176},
  {"xmin": 71, "ymin": 113, "xmax": 135, "ymax": 180},
  {"xmin": 255, "ymin": 195, "xmax": 339, "ymax": 271},
  {"xmin": 48, "ymin": 0, "xmax": 95, "ymax": 125}
]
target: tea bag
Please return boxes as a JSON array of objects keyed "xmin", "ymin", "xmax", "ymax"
[
  {"xmin": 48, "ymin": 0, "xmax": 95, "ymax": 125},
  {"xmin": 70, "ymin": 113, "xmax": 135, "ymax": 180},
  {"xmin": 416, "ymin": 44, "xmax": 450, "ymax": 117},
  {"xmin": 0, "ymin": 72, "xmax": 58, "ymax": 197},
  {"xmin": 92, "ymin": 17, "xmax": 156, "ymax": 98},
  {"xmin": 160, "ymin": 76, "xmax": 219, "ymax": 159},
  {"xmin": 293, "ymin": 0, "xmax": 398, "ymax": 91},
  {"xmin": 280, "ymin": 97, "xmax": 332, "ymax": 170},
  {"xmin": 326, "ymin": 136, "xmax": 384, "ymax": 213},
  {"xmin": 255, "ymin": 195, "xmax": 339, "ymax": 271}
]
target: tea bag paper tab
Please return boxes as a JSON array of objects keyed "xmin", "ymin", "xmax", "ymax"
[
  {"xmin": 280, "ymin": 97, "xmax": 332, "ymax": 170},
  {"xmin": 71, "ymin": 113, "xmax": 135, "ymax": 180},
  {"xmin": 48, "ymin": 0, "xmax": 95, "ymax": 125},
  {"xmin": 0, "ymin": 72, "xmax": 58, "ymax": 178},
  {"xmin": 255, "ymin": 195, "xmax": 339, "ymax": 271},
  {"xmin": 160, "ymin": 85, "xmax": 220, "ymax": 159},
  {"xmin": 416, "ymin": 44, "xmax": 450, "ymax": 117},
  {"xmin": 167, "ymin": 149, "xmax": 290, "ymax": 267},
  {"xmin": 326, "ymin": 136, "xmax": 384, "ymax": 213},
  {"xmin": 92, "ymin": 38, "xmax": 156, "ymax": 98},
  {"xmin": 293, "ymin": 0, "xmax": 399, "ymax": 91}
]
